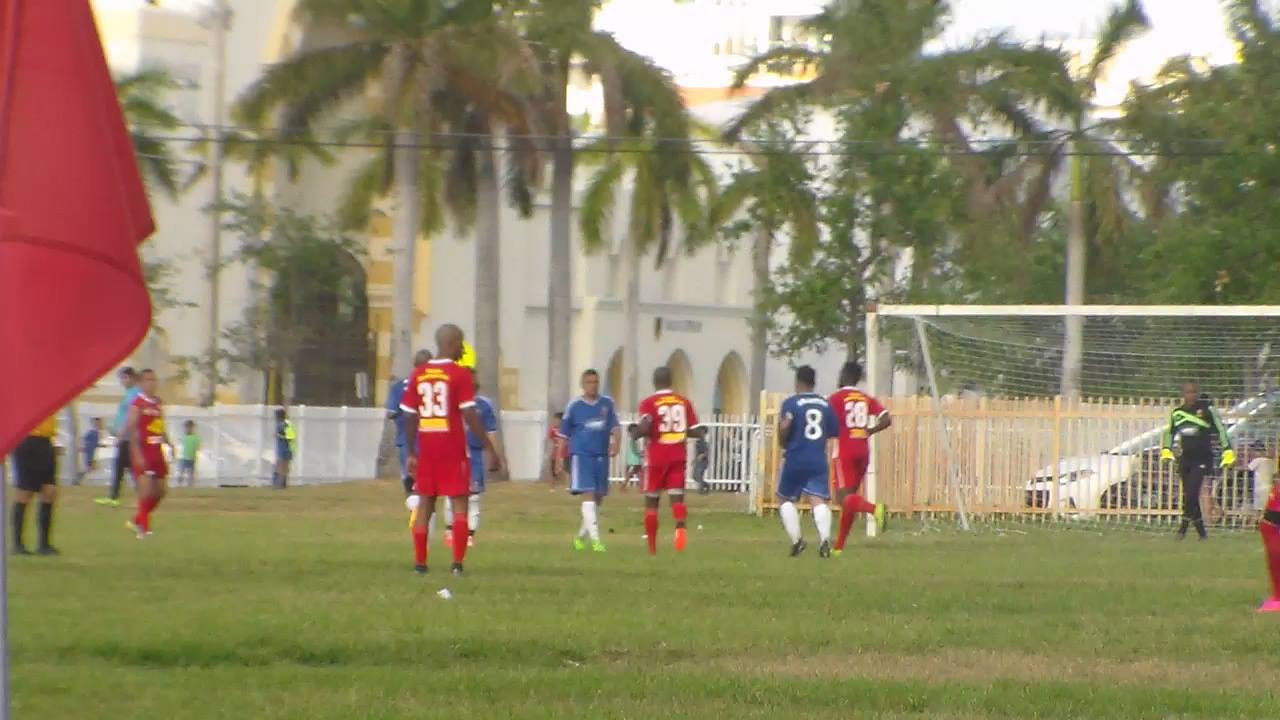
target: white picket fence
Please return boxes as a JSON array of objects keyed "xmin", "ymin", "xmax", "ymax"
[{"xmin": 54, "ymin": 405, "xmax": 763, "ymax": 499}]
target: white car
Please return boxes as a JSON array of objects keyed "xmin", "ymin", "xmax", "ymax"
[{"xmin": 1025, "ymin": 391, "xmax": 1280, "ymax": 512}]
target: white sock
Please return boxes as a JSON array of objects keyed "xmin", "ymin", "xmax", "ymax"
[
  {"xmin": 780, "ymin": 501, "xmax": 802, "ymax": 544},
  {"xmin": 468, "ymin": 494, "xmax": 481, "ymax": 533},
  {"xmin": 813, "ymin": 502, "xmax": 833, "ymax": 544},
  {"xmin": 581, "ymin": 501, "xmax": 600, "ymax": 543}
]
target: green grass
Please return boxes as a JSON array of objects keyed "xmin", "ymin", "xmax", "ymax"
[{"xmin": 11, "ymin": 482, "xmax": 1279, "ymax": 719}]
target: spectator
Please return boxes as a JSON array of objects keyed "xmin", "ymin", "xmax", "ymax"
[
  {"xmin": 178, "ymin": 420, "xmax": 200, "ymax": 487},
  {"xmin": 386, "ymin": 350, "xmax": 432, "ymax": 496},
  {"xmin": 624, "ymin": 430, "xmax": 643, "ymax": 492},
  {"xmin": 76, "ymin": 418, "xmax": 102, "ymax": 486},
  {"xmin": 96, "ymin": 367, "xmax": 139, "ymax": 507},
  {"xmin": 546, "ymin": 412, "xmax": 567, "ymax": 490},
  {"xmin": 693, "ymin": 435, "xmax": 711, "ymax": 495},
  {"xmin": 273, "ymin": 408, "xmax": 296, "ymax": 489}
]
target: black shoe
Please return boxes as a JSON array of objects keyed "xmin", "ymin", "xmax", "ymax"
[
  {"xmin": 451, "ymin": 563, "xmax": 464, "ymax": 576},
  {"xmin": 36, "ymin": 545, "xmax": 60, "ymax": 556},
  {"xmin": 789, "ymin": 539, "xmax": 808, "ymax": 557},
  {"xmin": 818, "ymin": 540, "xmax": 832, "ymax": 558},
  {"xmin": 12, "ymin": 545, "xmax": 30, "ymax": 556},
  {"xmin": 1175, "ymin": 531, "xmax": 1187, "ymax": 541},
  {"xmin": 698, "ymin": 481, "xmax": 711, "ymax": 496},
  {"xmin": 414, "ymin": 564, "xmax": 428, "ymax": 575},
  {"xmin": 1198, "ymin": 534, "xmax": 1208, "ymax": 541}
]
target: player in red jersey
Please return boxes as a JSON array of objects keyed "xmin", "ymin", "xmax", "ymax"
[
  {"xmin": 124, "ymin": 369, "xmax": 171, "ymax": 539},
  {"xmin": 1257, "ymin": 453, "xmax": 1280, "ymax": 612},
  {"xmin": 401, "ymin": 325, "xmax": 503, "ymax": 576},
  {"xmin": 632, "ymin": 366, "xmax": 705, "ymax": 555},
  {"xmin": 828, "ymin": 361, "xmax": 891, "ymax": 554}
]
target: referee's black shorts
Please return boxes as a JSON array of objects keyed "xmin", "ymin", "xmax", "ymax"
[{"xmin": 13, "ymin": 436, "xmax": 56, "ymax": 492}]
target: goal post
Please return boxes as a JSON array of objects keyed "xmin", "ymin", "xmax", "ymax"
[{"xmin": 869, "ymin": 304, "xmax": 1280, "ymax": 531}]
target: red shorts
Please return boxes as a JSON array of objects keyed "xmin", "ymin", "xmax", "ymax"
[
  {"xmin": 645, "ymin": 462, "xmax": 686, "ymax": 495},
  {"xmin": 834, "ymin": 455, "xmax": 868, "ymax": 492},
  {"xmin": 415, "ymin": 457, "xmax": 470, "ymax": 498},
  {"xmin": 133, "ymin": 445, "xmax": 169, "ymax": 480}
]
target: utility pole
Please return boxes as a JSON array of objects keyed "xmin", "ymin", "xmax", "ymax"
[
  {"xmin": 1061, "ymin": 144, "xmax": 1085, "ymax": 400},
  {"xmin": 202, "ymin": 0, "xmax": 232, "ymax": 405}
]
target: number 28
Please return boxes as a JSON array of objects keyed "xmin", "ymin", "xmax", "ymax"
[{"xmin": 845, "ymin": 400, "xmax": 869, "ymax": 429}]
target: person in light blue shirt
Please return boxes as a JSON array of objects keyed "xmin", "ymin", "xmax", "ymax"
[
  {"xmin": 558, "ymin": 369, "xmax": 619, "ymax": 552},
  {"xmin": 776, "ymin": 365, "xmax": 839, "ymax": 558},
  {"xmin": 444, "ymin": 375, "xmax": 503, "ymax": 547},
  {"xmin": 97, "ymin": 367, "xmax": 139, "ymax": 506}
]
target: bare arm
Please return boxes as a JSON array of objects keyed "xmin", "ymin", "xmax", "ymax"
[
  {"xmin": 687, "ymin": 425, "xmax": 708, "ymax": 440},
  {"xmin": 630, "ymin": 416, "xmax": 651, "ymax": 440},
  {"xmin": 609, "ymin": 427, "xmax": 621, "ymax": 456},
  {"xmin": 867, "ymin": 412, "xmax": 892, "ymax": 436}
]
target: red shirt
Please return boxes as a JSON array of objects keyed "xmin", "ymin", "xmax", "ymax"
[
  {"xmin": 637, "ymin": 390, "xmax": 700, "ymax": 467},
  {"xmin": 1268, "ymin": 482, "xmax": 1280, "ymax": 513},
  {"xmin": 400, "ymin": 359, "xmax": 476, "ymax": 465},
  {"xmin": 132, "ymin": 393, "xmax": 166, "ymax": 448},
  {"xmin": 827, "ymin": 387, "xmax": 886, "ymax": 460},
  {"xmin": 547, "ymin": 425, "xmax": 568, "ymax": 459}
]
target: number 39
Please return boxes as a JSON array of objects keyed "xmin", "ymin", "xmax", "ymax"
[
  {"xmin": 657, "ymin": 404, "xmax": 687, "ymax": 433},
  {"xmin": 418, "ymin": 381, "xmax": 448, "ymax": 418}
]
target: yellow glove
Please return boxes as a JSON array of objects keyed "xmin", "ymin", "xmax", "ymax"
[
  {"xmin": 1160, "ymin": 448, "xmax": 1175, "ymax": 462},
  {"xmin": 1220, "ymin": 449, "xmax": 1237, "ymax": 468}
]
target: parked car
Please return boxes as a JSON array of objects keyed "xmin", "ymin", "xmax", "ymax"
[{"xmin": 1025, "ymin": 391, "xmax": 1280, "ymax": 513}]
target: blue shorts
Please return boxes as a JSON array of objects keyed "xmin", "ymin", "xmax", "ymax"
[
  {"xmin": 277, "ymin": 444, "xmax": 293, "ymax": 462},
  {"xmin": 569, "ymin": 454, "xmax": 609, "ymax": 497},
  {"xmin": 179, "ymin": 459, "xmax": 195, "ymax": 471},
  {"xmin": 468, "ymin": 451, "xmax": 486, "ymax": 494},
  {"xmin": 776, "ymin": 462, "xmax": 830, "ymax": 502}
]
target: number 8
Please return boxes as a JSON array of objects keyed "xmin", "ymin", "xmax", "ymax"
[{"xmin": 803, "ymin": 408, "xmax": 824, "ymax": 440}]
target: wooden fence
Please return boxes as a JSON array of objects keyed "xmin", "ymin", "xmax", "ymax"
[{"xmin": 756, "ymin": 394, "xmax": 1274, "ymax": 526}]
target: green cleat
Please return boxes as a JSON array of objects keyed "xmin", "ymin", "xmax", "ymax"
[
  {"xmin": 572, "ymin": 537, "xmax": 586, "ymax": 551},
  {"xmin": 95, "ymin": 497, "xmax": 120, "ymax": 507},
  {"xmin": 592, "ymin": 541, "xmax": 607, "ymax": 553},
  {"xmin": 832, "ymin": 548, "xmax": 844, "ymax": 557},
  {"xmin": 874, "ymin": 503, "xmax": 888, "ymax": 534}
]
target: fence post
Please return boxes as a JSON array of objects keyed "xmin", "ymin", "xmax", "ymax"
[
  {"xmin": 338, "ymin": 406, "xmax": 349, "ymax": 482},
  {"xmin": 1051, "ymin": 396, "xmax": 1062, "ymax": 518},
  {"xmin": 295, "ymin": 405, "xmax": 307, "ymax": 484},
  {"xmin": 211, "ymin": 407, "xmax": 222, "ymax": 485}
]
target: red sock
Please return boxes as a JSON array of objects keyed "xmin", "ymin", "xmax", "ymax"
[
  {"xmin": 134, "ymin": 497, "xmax": 157, "ymax": 532},
  {"xmin": 413, "ymin": 526, "xmax": 428, "ymax": 565},
  {"xmin": 451, "ymin": 512, "xmax": 468, "ymax": 564},
  {"xmin": 1261, "ymin": 522, "xmax": 1280, "ymax": 599},
  {"xmin": 836, "ymin": 495, "xmax": 859, "ymax": 550},
  {"xmin": 672, "ymin": 501, "xmax": 687, "ymax": 527},
  {"xmin": 644, "ymin": 509, "xmax": 659, "ymax": 555}
]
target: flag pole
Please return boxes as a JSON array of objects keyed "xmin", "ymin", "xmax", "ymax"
[
  {"xmin": 0, "ymin": 0, "xmax": 21, "ymax": 716},
  {"xmin": 1, "ymin": 454, "xmax": 9, "ymax": 720}
]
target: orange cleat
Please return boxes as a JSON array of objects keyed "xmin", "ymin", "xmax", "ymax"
[{"xmin": 674, "ymin": 527, "xmax": 687, "ymax": 552}]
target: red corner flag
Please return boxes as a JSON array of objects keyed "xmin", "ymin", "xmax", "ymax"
[{"xmin": 0, "ymin": 0, "xmax": 155, "ymax": 455}]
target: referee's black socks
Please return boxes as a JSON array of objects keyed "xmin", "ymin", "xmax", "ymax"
[
  {"xmin": 11, "ymin": 502, "xmax": 26, "ymax": 549},
  {"xmin": 37, "ymin": 502, "xmax": 54, "ymax": 549}
]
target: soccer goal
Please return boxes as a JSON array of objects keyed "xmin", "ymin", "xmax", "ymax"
[{"xmin": 866, "ymin": 305, "xmax": 1280, "ymax": 532}]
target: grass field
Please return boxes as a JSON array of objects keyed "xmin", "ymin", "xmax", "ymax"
[{"xmin": 10, "ymin": 482, "xmax": 1279, "ymax": 719}]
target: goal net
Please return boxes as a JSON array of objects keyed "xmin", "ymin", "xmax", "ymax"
[{"xmin": 868, "ymin": 305, "xmax": 1280, "ymax": 532}]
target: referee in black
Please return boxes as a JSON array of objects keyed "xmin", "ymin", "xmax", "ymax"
[
  {"xmin": 1161, "ymin": 382, "xmax": 1234, "ymax": 540},
  {"xmin": 12, "ymin": 414, "xmax": 60, "ymax": 555}
]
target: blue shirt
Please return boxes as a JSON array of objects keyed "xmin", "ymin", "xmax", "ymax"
[
  {"xmin": 114, "ymin": 386, "xmax": 141, "ymax": 435},
  {"xmin": 559, "ymin": 395, "xmax": 619, "ymax": 457},
  {"xmin": 385, "ymin": 378, "xmax": 409, "ymax": 447},
  {"xmin": 780, "ymin": 392, "xmax": 838, "ymax": 471},
  {"xmin": 466, "ymin": 396, "xmax": 498, "ymax": 451}
]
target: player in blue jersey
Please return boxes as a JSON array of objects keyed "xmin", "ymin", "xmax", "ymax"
[
  {"xmin": 776, "ymin": 365, "xmax": 839, "ymax": 558},
  {"xmin": 558, "ymin": 369, "xmax": 620, "ymax": 552},
  {"xmin": 444, "ymin": 372, "xmax": 503, "ymax": 548}
]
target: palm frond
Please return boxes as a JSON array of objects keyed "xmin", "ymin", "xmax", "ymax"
[
  {"xmin": 728, "ymin": 45, "xmax": 823, "ymax": 91},
  {"xmin": 722, "ymin": 81, "xmax": 822, "ymax": 141},
  {"xmin": 1086, "ymin": 0, "xmax": 1150, "ymax": 90},
  {"xmin": 336, "ymin": 154, "xmax": 390, "ymax": 231},
  {"xmin": 232, "ymin": 42, "xmax": 388, "ymax": 129},
  {"xmin": 1225, "ymin": 0, "xmax": 1275, "ymax": 46},
  {"xmin": 578, "ymin": 156, "xmax": 626, "ymax": 253}
]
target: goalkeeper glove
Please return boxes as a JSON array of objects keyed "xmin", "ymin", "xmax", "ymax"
[
  {"xmin": 1160, "ymin": 448, "xmax": 1175, "ymax": 462},
  {"xmin": 1220, "ymin": 449, "xmax": 1237, "ymax": 468}
]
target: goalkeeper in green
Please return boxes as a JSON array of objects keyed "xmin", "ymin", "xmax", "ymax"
[{"xmin": 1161, "ymin": 382, "xmax": 1234, "ymax": 540}]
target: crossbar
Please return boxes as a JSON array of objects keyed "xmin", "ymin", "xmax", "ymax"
[{"xmin": 874, "ymin": 304, "xmax": 1280, "ymax": 318}]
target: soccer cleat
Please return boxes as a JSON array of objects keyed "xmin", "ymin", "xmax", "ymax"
[
  {"xmin": 674, "ymin": 527, "xmax": 688, "ymax": 552},
  {"xmin": 125, "ymin": 520, "xmax": 146, "ymax": 540},
  {"xmin": 832, "ymin": 548, "xmax": 844, "ymax": 557},
  {"xmin": 591, "ymin": 541, "xmax": 607, "ymax": 553},
  {"xmin": 818, "ymin": 540, "xmax": 832, "ymax": 558},
  {"xmin": 36, "ymin": 545, "xmax": 60, "ymax": 557},
  {"xmin": 95, "ymin": 497, "xmax": 121, "ymax": 507},
  {"xmin": 789, "ymin": 538, "xmax": 808, "ymax": 557},
  {"xmin": 874, "ymin": 503, "xmax": 888, "ymax": 533},
  {"xmin": 573, "ymin": 537, "xmax": 586, "ymax": 551},
  {"xmin": 450, "ymin": 563, "xmax": 464, "ymax": 577},
  {"xmin": 414, "ymin": 564, "xmax": 428, "ymax": 575},
  {"xmin": 11, "ymin": 545, "xmax": 30, "ymax": 556},
  {"xmin": 1257, "ymin": 598, "xmax": 1280, "ymax": 613}
]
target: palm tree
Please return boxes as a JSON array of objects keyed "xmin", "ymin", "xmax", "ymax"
[
  {"xmin": 116, "ymin": 69, "xmax": 187, "ymax": 200},
  {"xmin": 522, "ymin": 0, "xmax": 693, "ymax": 414},
  {"xmin": 709, "ymin": 119, "xmax": 819, "ymax": 412},
  {"xmin": 578, "ymin": 116, "xmax": 717, "ymax": 407},
  {"xmin": 234, "ymin": 0, "xmax": 534, "ymax": 384}
]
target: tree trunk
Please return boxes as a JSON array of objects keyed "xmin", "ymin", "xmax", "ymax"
[
  {"xmin": 621, "ymin": 229, "xmax": 641, "ymax": 408},
  {"xmin": 749, "ymin": 226, "xmax": 770, "ymax": 414},
  {"xmin": 1061, "ymin": 148, "xmax": 1086, "ymax": 399},
  {"xmin": 546, "ymin": 134, "xmax": 574, "ymax": 415},
  {"xmin": 475, "ymin": 132, "xmax": 503, "ymax": 410},
  {"xmin": 390, "ymin": 127, "xmax": 419, "ymax": 382}
]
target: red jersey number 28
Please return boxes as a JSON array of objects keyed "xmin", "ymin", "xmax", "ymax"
[
  {"xmin": 418, "ymin": 381, "xmax": 449, "ymax": 418},
  {"xmin": 657, "ymin": 404, "xmax": 687, "ymax": 433},
  {"xmin": 844, "ymin": 400, "xmax": 869, "ymax": 430}
]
